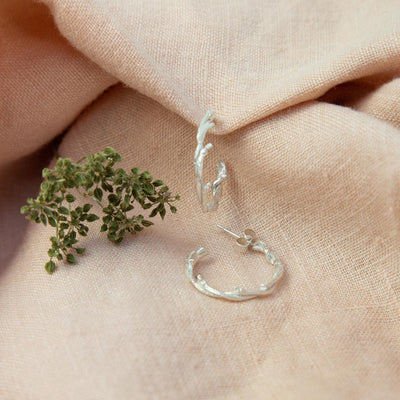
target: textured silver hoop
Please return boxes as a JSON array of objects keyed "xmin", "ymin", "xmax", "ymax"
[
  {"xmin": 185, "ymin": 225, "xmax": 284, "ymax": 301},
  {"xmin": 194, "ymin": 110, "xmax": 227, "ymax": 212}
]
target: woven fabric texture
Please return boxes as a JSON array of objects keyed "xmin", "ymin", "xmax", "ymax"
[{"xmin": 1, "ymin": 0, "xmax": 400, "ymax": 399}]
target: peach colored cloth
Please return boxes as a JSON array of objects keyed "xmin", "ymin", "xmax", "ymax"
[{"xmin": 1, "ymin": 0, "xmax": 400, "ymax": 399}]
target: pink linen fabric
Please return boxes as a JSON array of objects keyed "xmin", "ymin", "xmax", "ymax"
[{"xmin": 1, "ymin": 0, "xmax": 400, "ymax": 399}]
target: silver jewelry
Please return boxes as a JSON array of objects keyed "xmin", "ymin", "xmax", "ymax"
[
  {"xmin": 185, "ymin": 225, "xmax": 284, "ymax": 301},
  {"xmin": 194, "ymin": 110, "xmax": 227, "ymax": 212}
]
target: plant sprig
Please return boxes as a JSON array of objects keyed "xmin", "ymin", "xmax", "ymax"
[{"xmin": 21, "ymin": 147, "xmax": 179, "ymax": 274}]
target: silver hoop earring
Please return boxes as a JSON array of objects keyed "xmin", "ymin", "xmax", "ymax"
[
  {"xmin": 194, "ymin": 110, "xmax": 227, "ymax": 212},
  {"xmin": 185, "ymin": 225, "xmax": 284, "ymax": 301}
]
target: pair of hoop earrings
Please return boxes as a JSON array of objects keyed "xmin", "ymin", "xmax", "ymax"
[{"xmin": 186, "ymin": 110, "xmax": 284, "ymax": 301}]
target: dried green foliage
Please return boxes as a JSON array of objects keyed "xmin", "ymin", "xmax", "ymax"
[{"xmin": 21, "ymin": 147, "xmax": 180, "ymax": 274}]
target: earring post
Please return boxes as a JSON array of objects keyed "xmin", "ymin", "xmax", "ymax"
[{"xmin": 216, "ymin": 224, "xmax": 240, "ymax": 239}]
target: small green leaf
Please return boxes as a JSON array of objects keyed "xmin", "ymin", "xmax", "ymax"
[
  {"xmin": 43, "ymin": 207, "xmax": 53, "ymax": 217},
  {"xmin": 143, "ymin": 183, "xmax": 155, "ymax": 195},
  {"xmin": 115, "ymin": 212, "xmax": 124, "ymax": 221},
  {"xmin": 100, "ymin": 224, "xmax": 108, "ymax": 232},
  {"xmin": 42, "ymin": 168, "xmax": 51, "ymax": 178},
  {"xmin": 159, "ymin": 186, "xmax": 169, "ymax": 194},
  {"xmin": 160, "ymin": 207, "xmax": 166, "ymax": 220},
  {"xmin": 102, "ymin": 215, "xmax": 112, "ymax": 224},
  {"xmin": 65, "ymin": 194, "xmax": 75, "ymax": 203},
  {"xmin": 108, "ymin": 194, "xmax": 120, "ymax": 205},
  {"xmin": 45, "ymin": 261, "xmax": 56, "ymax": 274},
  {"xmin": 58, "ymin": 206, "xmax": 69, "ymax": 215},
  {"xmin": 170, "ymin": 206, "xmax": 177, "ymax": 213},
  {"xmin": 112, "ymin": 153, "xmax": 122, "ymax": 162},
  {"xmin": 118, "ymin": 229, "xmax": 126, "ymax": 238},
  {"xmin": 141, "ymin": 171, "xmax": 152, "ymax": 180},
  {"xmin": 153, "ymin": 179, "xmax": 164, "ymax": 187},
  {"xmin": 101, "ymin": 181, "xmax": 113, "ymax": 192},
  {"xmin": 83, "ymin": 204, "xmax": 92, "ymax": 213},
  {"xmin": 48, "ymin": 217, "xmax": 57, "ymax": 227},
  {"xmin": 76, "ymin": 173, "xmax": 85, "ymax": 183},
  {"xmin": 108, "ymin": 221, "xmax": 119, "ymax": 233},
  {"xmin": 141, "ymin": 220, "xmax": 154, "ymax": 227},
  {"xmin": 40, "ymin": 213, "xmax": 47, "ymax": 225},
  {"xmin": 20, "ymin": 205, "xmax": 30, "ymax": 214},
  {"xmin": 48, "ymin": 249, "xmax": 57, "ymax": 257},
  {"xmin": 107, "ymin": 232, "xmax": 117, "ymax": 241},
  {"xmin": 120, "ymin": 203, "xmax": 129, "ymax": 212},
  {"xmin": 31, "ymin": 210, "xmax": 39, "ymax": 220},
  {"xmin": 94, "ymin": 188, "xmax": 103, "ymax": 201},
  {"xmin": 104, "ymin": 147, "xmax": 115, "ymax": 156},
  {"xmin": 75, "ymin": 247, "xmax": 85, "ymax": 254},
  {"xmin": 149, "ymin": 208, "xmax": 158, "ymax": 218},
  {"xmin": 66, "ymin": 254, "xmax": 76, "ymax": 264},
  {"xmin": 87, "ymin": 214, "xmax": 100, "ymax": 222}
]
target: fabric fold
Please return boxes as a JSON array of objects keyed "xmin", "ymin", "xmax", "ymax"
[
  {"xmin": 0, "ymin": 0, "xmax": 117, "ymax": 169},
  {"xmin": 42, "ymin": 0, "xmax": 400, "ymax": 132},
  {"xmin": 1, "ymin": 1, "xmax": 400, "ymax": 399}
]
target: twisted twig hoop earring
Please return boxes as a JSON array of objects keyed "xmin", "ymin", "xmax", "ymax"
[
  {"xmin": 194, "ymin": 110, "xmax": 227, "ymax": 212},
  {"xmin": 185, "ymin": 225, "xmax": 284, "ymax": 301}
]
